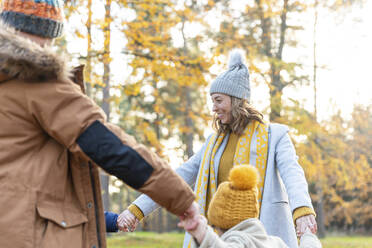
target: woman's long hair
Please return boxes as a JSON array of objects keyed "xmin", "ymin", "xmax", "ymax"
[{"xmin": 212, "ymin": 96, "xmax": 264, "ymax": 135}]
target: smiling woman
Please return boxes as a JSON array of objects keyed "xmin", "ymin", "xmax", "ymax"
[
  {"xmin": 212, "ymin": 93, "xmax": 265, "ymax": 136},
  {"xmin": 119, "ymin": 49, "xmax": 317, "ymax": 248},
  {"xmin": 211, "ymin": 93, "xmax": 232, "ymax": 124}
]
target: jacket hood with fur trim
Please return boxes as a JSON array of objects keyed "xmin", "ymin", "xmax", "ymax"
[{"xmin": 0, "ymin": 21, "xmax": 70, "ymax": 83}]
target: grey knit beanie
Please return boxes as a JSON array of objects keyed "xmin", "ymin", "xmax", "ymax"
[{"xmin": 210, "ymin": 49, "xmax": 250, "ymax": 101}]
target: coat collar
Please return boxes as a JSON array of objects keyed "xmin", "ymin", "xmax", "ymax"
[{"xmin": 0, "ymin": 21, "xmax": 71, "ymax": 83}]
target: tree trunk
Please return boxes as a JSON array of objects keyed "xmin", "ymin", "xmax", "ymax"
[
  {"xmin": 100, "ymin": 174, "xmax": 110, "ymax": 211},
  {"xmin": 163, "ymin": 209, "xmax": 169, "ymax": 232},
  {"xmin": 184, "ymin": 86, "xmax": 194, "ymax": 158},
  {"xmin": 313, "ymin": 0, "xmax": 318, "ymax": 122},
  {"xmin": 269, "ymin": 69, "xmax": 283, "ymax": 122},
  {"xmin": 157, "ymin": 209, "xmax": 163, "ymax": 233},
  {"xmin": 118, "ymin": 185, "xmax": 124, "ymax": 212},
  {"xmin": 85, "ymin": 0, "xmax": 93, "ymax": 98},
  {"xmin": 100, "ymin": 0, "xmax": 112, "ymax": 212},
  {"xmin": 181, "ymin": 19, "xmax": 194, "ymax": 158},
  {"xmin": 313, "ymin": 2, "xmax": 325, "ymax": 238},
  {"xmin": 316, "ymin": 185, "xmax": 326, "ymax": 238},
  {"xmin": 256, "ymin": 0, "xmax": 288, "ymax": 122}
]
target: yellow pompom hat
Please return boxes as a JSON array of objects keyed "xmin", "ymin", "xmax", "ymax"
[{"xmin": 207, "ymin": 164, "xmax": 260, "ymax": 230}]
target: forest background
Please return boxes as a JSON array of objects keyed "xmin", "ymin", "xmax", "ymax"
[
  {"xmin": 65, "ymin": 0, "xmax": 371, "ymax": 237},
  {"xmin": 4, "ymin": 0, "xmax": 372, "ymax": 238}
]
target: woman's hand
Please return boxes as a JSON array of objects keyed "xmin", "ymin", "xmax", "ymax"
[
  {"xmin": 117, "ymin": 209, "xmax": 139, "ymax": 232},
  {"xmin": 296, "ymin": 214, "xmax": 317, "ymax": 237}
]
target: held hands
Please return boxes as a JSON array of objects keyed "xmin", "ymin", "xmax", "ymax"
[
  {"xmin": 178, "ymin": 214, "xmax": 208, "ymax": 244},
  {"xmin": 117, "ymin": 202, "xmax": 200, "ymax": 233},
  {"xmin": 178, "ymin": 202, "xmax": 207, "ymax": 244},
  {"xmin": 178, "ymin": 202, "xmax": 200, "ymax": 230},
  {"xmin": 296, "ymin": 214, "xmax": 317, "ymax": 238},
  {"xmin": 117, "ymin": 209, "xmax": 139, "ymax": 232}
]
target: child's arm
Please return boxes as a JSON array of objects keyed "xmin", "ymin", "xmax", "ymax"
[
  {"xmin": 299, "ymin": 229, "xmax": 322, "ymax": 248},
  {"xmin": 179, "ymin": 215, "xmax": 247, "ymax": 248},
  {"xmin": 105, "ymin": 211, "xmax": 119, "ymax": 232}
]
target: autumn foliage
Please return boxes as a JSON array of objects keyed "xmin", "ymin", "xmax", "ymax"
[{"xmin": 58, "ymin": 0, "xmax": 372, "ymax": 234}]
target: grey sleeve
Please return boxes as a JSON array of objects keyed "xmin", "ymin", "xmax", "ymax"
[{"xmin": 275, "ymin": 132, "xmax": 313, "ymax": 212}]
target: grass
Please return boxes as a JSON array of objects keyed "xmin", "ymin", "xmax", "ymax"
[
  {"xmin": 107, "ymin": 232, "xmax": 372, "ymax": 248},
  {"xmin": 107, "ymin": 232, "xmax": 184, "ymax": 248},
  {"xmin": 320, "ymin": 236, "xmax": 372, "ymax": 248}
]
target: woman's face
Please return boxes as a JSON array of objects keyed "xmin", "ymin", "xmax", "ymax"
[{"xmin": 211, "ymin": 93, "xmax": 232, "ymax": 124}]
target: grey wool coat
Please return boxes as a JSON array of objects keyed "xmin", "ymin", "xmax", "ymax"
[{"xmin": 133, "ymin": 123, "xmax": 314, "ymax": 248}]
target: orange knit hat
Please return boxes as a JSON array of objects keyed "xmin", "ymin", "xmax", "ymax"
[
  {"xmin": 207, "ymin": 164, "xmax": 260, "ymax": 229},
  {"xmin": 0, "ymin": 0, "xmax": 64, "ymax": 38}
]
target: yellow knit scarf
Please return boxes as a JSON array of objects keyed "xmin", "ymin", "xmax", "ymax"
[
  {"xmin": 185, "ymin": 121, "xmax": 269, "ymax": 248},
  {"xmin": 195, "ymin": 121, "xmax": 268, "ymax": 212}
]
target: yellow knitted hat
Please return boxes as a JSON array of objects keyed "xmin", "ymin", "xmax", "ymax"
[{"xmin": 207, "ymin": 164, "xmax": 259, "ymax": 230}]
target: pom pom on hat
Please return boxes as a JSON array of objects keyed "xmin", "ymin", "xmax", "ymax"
[
  {"xmin": 229, "ymin": 164, "xmax": 259, "ymax": 190},
  {"xmin": 210, "ymin": 48, "xmax": 250, "ymax": 101},
  {"xmin": 228, "ymin": 49, "xmax": 245, "ymax": 69}
]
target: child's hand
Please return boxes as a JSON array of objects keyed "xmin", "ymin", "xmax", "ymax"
[
  {"xmin": 178, "ymin": 202, "xmax": 200, "ymax": 230},
  {"xmin": 178, "ymin": 215, "xmax": 208, "ymax": 244}
]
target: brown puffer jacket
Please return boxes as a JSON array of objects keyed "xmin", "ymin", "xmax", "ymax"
[{"xmin": 0, "ymin": 22, "xmax": 195, "ymax": 248}]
